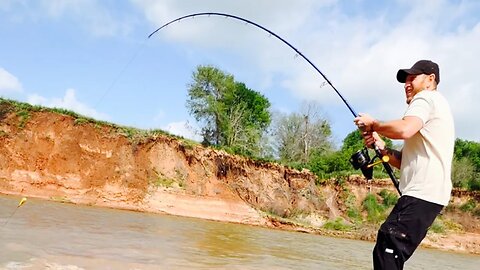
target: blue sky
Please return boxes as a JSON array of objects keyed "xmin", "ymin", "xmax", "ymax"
[{"xmin": 1, "ymin": 0, "xmax": 479, "ymax": 146}]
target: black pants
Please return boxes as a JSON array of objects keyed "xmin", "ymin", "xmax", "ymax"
[{"xmin": 373, "ymin": 195, "xmax": 443, "ymax": 270}]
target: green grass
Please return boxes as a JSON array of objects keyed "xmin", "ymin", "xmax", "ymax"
[
  {"xmin": 459, "ymin": 199, "xmax": 477, "ymax": 212},
  {"xmin": 50, "ymin": 196, "xmax": 72, "ymax": 203},
  {"xmin": 16, "ymin": 110, "xmax": 30, "ymax": 128},
  {"xmin": 430, "ymin": 218, "xmax": 446, "ymax": 233},
  {"xmin": 473, "ymin": 207, "xmax": 480, "ymax": 217},
  {"xmin": 0, "ymin": 97, "xmax": 201, "ymax": 148},
  {"xmin": 150, "ymin": 170, "xmax": 185, "ymax": 189},
  {"xmin": 323, "ymin": 217, "xmax": 353, "ymax": 231},
  {"xmin": 379, "ymin": 189, "xmax": 398, "ymax": 207},
  {"xmin": 362, "ymin": 193, "xmax": 387, "ymax": 224}
]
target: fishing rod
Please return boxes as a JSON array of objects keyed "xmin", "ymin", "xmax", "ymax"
[
  {"xmin": 1, "ymin": 197, "xmax": 27, "ymax": 229},
  {"xmin": 148, "ymin": 12, "xmax": 400, "ymax": 194}
]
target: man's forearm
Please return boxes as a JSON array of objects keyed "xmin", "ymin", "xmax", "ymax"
[
  {"xmin": 380, "ymin": 147, "xmax": 402, "ymax": 169},
  {"xmin": 372, "ymin": 117, "xmax": 423, "ymax": 140}
]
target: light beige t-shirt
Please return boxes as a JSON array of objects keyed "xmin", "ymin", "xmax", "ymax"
[{"xmin": 400, "ymin": 90, "xmax": 455, "ymax": 206}]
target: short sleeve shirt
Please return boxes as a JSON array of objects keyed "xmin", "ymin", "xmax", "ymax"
[{"xmin": 400, "ymin": 90, "xmax": 455, "ymax": 206}]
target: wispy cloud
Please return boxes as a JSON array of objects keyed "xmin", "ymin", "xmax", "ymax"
[
  {"xmin": 163, "ymin": 120, "xmax": 202, "ymax": 142},
  {"xmin": 2, "ymin": 0, "xmax": 135, "ymax": 36},
  {"xmin": 0, "ymin": 67, "xmax": 22, "ymax": 93},
  {"xmin": 27, "ymin": 88, "xmax": 110, "ymax": 121}
]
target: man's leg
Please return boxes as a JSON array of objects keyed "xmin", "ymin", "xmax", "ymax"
[{"xmin": 372, "ymin": 196, "xmax": 443, "ymax": 270}]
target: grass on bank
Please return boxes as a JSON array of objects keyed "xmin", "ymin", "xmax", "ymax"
[{"xmin": 0, "ymin": 97, "xmax": 199, "ymax": 148}]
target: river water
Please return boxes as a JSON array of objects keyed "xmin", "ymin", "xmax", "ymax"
[{"xmin": 0, "ymin": 195, "xmax": 478, "ymax": 269}]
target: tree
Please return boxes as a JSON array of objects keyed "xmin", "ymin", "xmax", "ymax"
[
  {"xmin": 453, "ymin": 139, "xmax": 480, "ymax": 190},
  {"xmin": 452, "ymin": 157, "xmax": 476, "ymax": 189},
  {"xmin": 186, "ymin": 65, "xmax": 271, "ymax": 156},
  {"xmin": 454, "ymin": 139, "xmax": 480, "ymax": 171},
  {"xmin": 273, "ymin": 102, "xmax": 333, "ymax": 164},
  {"xmin": 186, "ymin": 65, "xmax": 234, "ymax": 145}
]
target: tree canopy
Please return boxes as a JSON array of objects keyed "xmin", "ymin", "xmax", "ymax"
[
  {"xmin": 186, "ymin": 65, "xmax": 271, "ymax": 156},
  {"xmin": 273, "ymin": 102, "xmax": 333, "ymax": 164}
]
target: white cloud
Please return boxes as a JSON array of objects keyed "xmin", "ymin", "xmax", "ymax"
[
  {"xmin": 163, "ymin": 120, "xmax": 202, "ymax": 142},
  {"xmin": 2, "ymin": 0, "xmax": 134, "ymax": 36},
  {"xmin": 27, "ymin": 88, "xmax": 110, "ymax": 121},
  {"xmin": 0, "ymin": 67, "xmax": 22, "ymax": 93},
  {"xmin": 135, "ymin": 0, "xmax": 480, "ymax": 141}
]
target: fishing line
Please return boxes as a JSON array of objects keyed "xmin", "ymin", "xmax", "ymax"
[
  {"xmin": 1, "ymin": 197, "xmax": 27, "ymax": 229},
  {"xmin": 94, "ymin": 38, "xmax": 149, "ymax": 109},
  {"xmin": 147, "ymin": 12, "xmax": 400, "ymax": 193}
]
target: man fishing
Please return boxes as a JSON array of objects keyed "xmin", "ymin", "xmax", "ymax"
[{"xmin": 354, "ymin": 60, "xmax": 455, "ymax": 270}]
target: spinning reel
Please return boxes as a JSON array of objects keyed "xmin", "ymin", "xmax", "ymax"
[{"xmin": 349, "ymin": 148, "xmax": 390, "ymax": 180}]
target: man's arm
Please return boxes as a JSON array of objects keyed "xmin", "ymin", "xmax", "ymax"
[
  {"xmin": 380, "ymin": 145, "xmax": 402, "ymax": 169},
  {"xmin": 362, "ymin": 131, "xmax": 402, "ymax": 169},
  {"xmin": 371, "ymin": 116, "xmax": 423, "ymax": 139},
  {"xmin": 354, "ymin": 114, "xmax": 423, "ymax": 140}
]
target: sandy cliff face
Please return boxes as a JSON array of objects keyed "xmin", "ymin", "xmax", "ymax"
[{"xmin": 0, "ymin": 104, "xmax": 327, "ymax": 225}]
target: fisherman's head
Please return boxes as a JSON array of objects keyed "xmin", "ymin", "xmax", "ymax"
[{"xmin": 396, "ymin": 60, "xmax": 439, "ymax": 104}]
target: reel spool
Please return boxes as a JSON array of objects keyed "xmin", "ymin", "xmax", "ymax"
[{"xmin": 350, "ymin": 148, "xmax": 389, "ymax": 180}]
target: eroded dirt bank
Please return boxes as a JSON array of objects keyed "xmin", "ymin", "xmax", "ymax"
[
  {"xmin": 0, "ymin": 103, "xmax": 325, "ymax": 226},
  {"xmin": 0, "ymin": 102, "xmax": 479, "ymax": 255}
]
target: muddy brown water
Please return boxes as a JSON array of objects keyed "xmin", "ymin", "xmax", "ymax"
[{"xmin": 0, "ymin": 195, "xmax": 478, "ymax": 269}]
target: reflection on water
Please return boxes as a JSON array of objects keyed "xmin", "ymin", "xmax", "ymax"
[{"xmin": 0, "ymin": 194, "xmax": 478, "ymax": 269}]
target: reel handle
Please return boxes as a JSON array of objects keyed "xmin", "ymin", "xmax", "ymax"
[{"xmin": 372, "ymin": 144, "xmax": 401, "ymax": 195}]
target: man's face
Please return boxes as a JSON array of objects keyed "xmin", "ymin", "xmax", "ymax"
[{"xmin": 404, "ymin": 74, "xmax": 428, "ymax": 104}]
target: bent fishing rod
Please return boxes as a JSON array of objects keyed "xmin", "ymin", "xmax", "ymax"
[{"xmin": 148, "ymin": 12, "xmax": 400, "ymax": 194}]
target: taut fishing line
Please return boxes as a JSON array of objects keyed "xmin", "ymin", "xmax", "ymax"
[
  {"xmin": 1, "ymin": 197, "xmax": 27, "ymax": 229},
  {"xmin": 148, "ymin": 12, "xmax": 400, "ymax": 193},
  {"xmin": 94, "ymin": 39, "xmax": 148, "ymax": 108}
]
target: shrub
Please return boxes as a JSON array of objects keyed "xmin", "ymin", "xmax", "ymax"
[
  {"xmin": 452, "ymin": 158, "xmax": 476, "ymax": 189},
  {"xmin": 468, "ymin": 177, "xmax": 480, "ymax": 191},
  {"xmin": 473, "ymin": 207, "xmax": 480, "ymax": 217},
  {"xmin": 430, "ymin": 218, "xmax": 446, "ymax": 233},
  {"xmin": 362, "ymin": 193, "xmax": 386, "ymax": 224},
  {"xmin": 379, "ymin": 189, "xmax": 398, "ymax": 207},
  {"xmin": 459, "ymin": 199, "xmax": 477, "ymax": 212},
  {"xmin": 323, "ymin": 217, "xmax": 352, "ymax": 231}
]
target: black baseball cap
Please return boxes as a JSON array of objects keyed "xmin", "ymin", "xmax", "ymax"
[{"xmin": 396, "ymin": 60, "xmax": 440, "ymax": 84}]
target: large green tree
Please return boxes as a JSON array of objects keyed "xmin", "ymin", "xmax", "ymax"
[{"xmin": 186, "ymin": 65, "xmax": 271, "ymax": 156}]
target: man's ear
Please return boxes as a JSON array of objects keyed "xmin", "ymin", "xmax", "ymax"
[{"xmin": 427, "ymin": 74, "xmax": 436, "ymax": 89}]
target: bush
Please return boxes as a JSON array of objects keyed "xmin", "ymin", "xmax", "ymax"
[
  {"xmin": 430, "ymin": 218, "xmax": 446, "ymax": 233},
  {"xmin": 473, "ymin": 207, "xmax": 480, "ymax": 217},
  {"xmin": 308, "ymin": 150, "xmax": 352, "ymax": 179},
  {"xmin": 379, "ymin": 189, "xmax": 398, "ymax": 207},
  {"xmin": 362, "ymin": 194, "xmax": 386, "ymax": 224},
  {"xmin": 468, "ymin": 178, "xmax": 480, "ymax": 191},
  {"xmin": 459, "ymin": 199, "xmax": 477, "ymax": 212},
  {"xmin": 452, "ymin": 158, "xmax": 476, "ymax": 189},
  {"xmin": 323, "ymin": 217, "xmax": 352, "ymax": 231}
]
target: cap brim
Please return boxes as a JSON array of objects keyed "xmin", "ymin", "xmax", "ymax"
[{"xmin": 396, "ymin": 68, "xmax": 422, "ymax": 83}]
